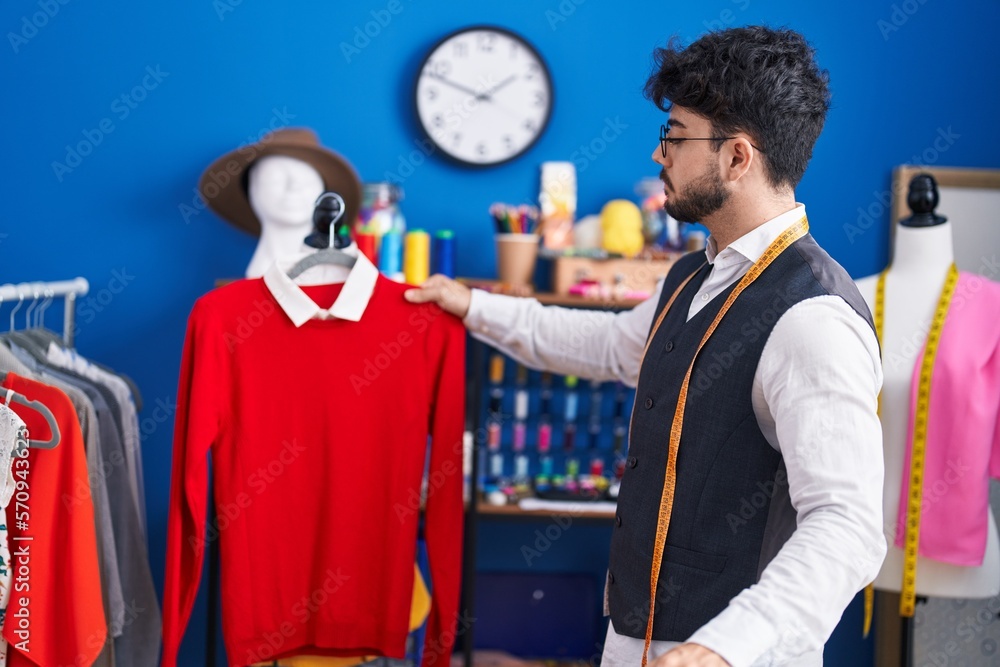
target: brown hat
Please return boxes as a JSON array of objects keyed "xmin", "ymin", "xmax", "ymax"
[{"xmin": 198, "ymin": 127, "xmax": 362, "ymax": 237}]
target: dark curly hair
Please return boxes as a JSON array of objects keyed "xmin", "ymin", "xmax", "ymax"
[{"xmin": 644, "ymin": 26, "xmax": 830, "ymax": 190}]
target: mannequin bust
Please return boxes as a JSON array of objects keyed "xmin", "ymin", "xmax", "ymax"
[
  {"xmin": 856, "ymin": 175, "xmax": 1000, "ymax": 598},
  {"xmin": 244, "ymin": 155, "xmax": 326, "ymax": 279}
]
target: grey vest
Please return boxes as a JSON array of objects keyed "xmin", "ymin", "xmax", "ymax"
[{"xmin": 607, "ymin": 233, "xmax": 874, "ymax": 641}]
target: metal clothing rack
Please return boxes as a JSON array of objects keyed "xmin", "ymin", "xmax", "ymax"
[{"xmin": 0, "ymin": 278, "xmax": 89, "ymax": 347}]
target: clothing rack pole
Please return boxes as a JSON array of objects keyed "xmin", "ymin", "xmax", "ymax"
[
  {"xmin": 0, "ymin": 278, "xmax": 89, "ymax": 346},
  {"xmin": 64, "ymin": 292, "xmax": 78, "ymax": 347}
]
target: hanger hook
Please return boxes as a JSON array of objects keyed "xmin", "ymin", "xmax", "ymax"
[
  {"xmin": 37, "ymin": 289, "xmax": 53, "ymax": 329},
  {"xmin": 9, "ymin": 290, "xmax": 24, "ymax": 332},
  {"xmin": 24, "ymin": 286, "xmax": 40, "ymax": 330},
  {"xmin": 34, "ymin": 287, "xmax": 52, "ymax": 329}
]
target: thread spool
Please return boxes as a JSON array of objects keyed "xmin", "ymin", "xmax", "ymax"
[
  {"xmin": 379, "ymin": 231, "xmax": 404, "ymax": 281},
  {"xmin": 433, "ymin": 230, "xmax": 456, "ymax": 278},
  {"xmin": 404, "ymin": 230, "xmax": 430, "ymax": 285}
]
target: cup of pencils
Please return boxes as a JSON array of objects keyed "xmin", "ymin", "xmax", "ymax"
[{"xmin": 491, "ymin": 204, "xmax": 540, "ymax": 287}]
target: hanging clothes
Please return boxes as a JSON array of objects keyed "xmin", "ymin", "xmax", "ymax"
[
  {"xmin": 4, "ymin": 336, "xmax": 163, "ymax": 665},
  {"xmin": 0, "ymin": 373, "xmax": 107, "ymax": 667},
  {"xmin": 893, "ymin": 271, "xmax": 1000, "ymax": 565},
  {"xmin": 162, "ymin": 253, "xmax": 465, "ymax": 667}
]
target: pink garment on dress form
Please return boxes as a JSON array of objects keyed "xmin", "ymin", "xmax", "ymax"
[{"xmin": 893, "ymin": 272, "xmax": 1000, "ymax": 566}]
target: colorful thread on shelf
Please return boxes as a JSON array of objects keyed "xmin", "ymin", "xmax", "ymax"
[
  {"xmin": 433, "ymin": 230, "xmax": 456, "ymax": 278},
  {"xmin": 403, "ymin": 229, "xmax": 430, "ymax": 285}
]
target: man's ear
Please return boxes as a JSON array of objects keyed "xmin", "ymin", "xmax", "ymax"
[{"xmin": 725, "ymin": 137, "xmax": 755, "ymax": 183}]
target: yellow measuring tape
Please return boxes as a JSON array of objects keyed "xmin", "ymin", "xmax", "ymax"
[
  {"xmin": 639, "ymin": 216, "xmax": 809, "ymax": 666},
  {"xmin": 872, "ymin": 263, "xmax": 958, "ymax": 621}
]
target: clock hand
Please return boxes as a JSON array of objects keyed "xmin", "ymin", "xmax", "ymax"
[
  {"xmin": 482, "ymin": 74, "xmax": 518, "ymax": 98},
  {"xmin": 427, "ymin": 72, "xmax": 490, "ymax": 101}
]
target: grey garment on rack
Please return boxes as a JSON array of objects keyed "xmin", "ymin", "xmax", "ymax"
[
  {"xmin": 9, "ymin": 348, "xmax": 162, "ymax": 665},
  {"xmin": 39, "ymin": 374, "xmax": 126, "ymax": 635},
  {"xmin": 44, "ymin": 343, "xmax": 147, "ymax": 540}
]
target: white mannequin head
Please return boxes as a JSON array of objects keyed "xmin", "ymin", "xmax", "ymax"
[
  {"xmin": 244, "ymin": 155, "xmax": 326, "ymax": 278},
  {"xmin": 247, "ymin": 155, "xmax": 325, "ymax": 228}
]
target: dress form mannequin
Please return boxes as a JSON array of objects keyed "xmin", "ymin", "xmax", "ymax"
[
  {"xmin": 856, "ymin": 175, "xmax": 1000, "ymax": 598},
  {"xmin": 245, "ymin": 155, "xmax": 326, "ymax": 279}
]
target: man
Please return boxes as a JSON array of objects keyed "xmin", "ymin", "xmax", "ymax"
[{"xmin": 406, "ymin": 26, "xmax": 886, "ymax": 667}]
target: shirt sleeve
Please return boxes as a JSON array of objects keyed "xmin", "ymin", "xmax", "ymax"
[
  {"xmin": 420, "ymin": 314, "xmax": 466, "ymax": 667},
  {"xmin": 161, "ymin": 299, "xmax": 226, "ymax": 666},
  {"xmin": 461, "ymin": 283, "xmax": 664, "ymax": 387},
  {"xmin": 687, "ymin": 297, "xmax": 887, "ymax": 667}
]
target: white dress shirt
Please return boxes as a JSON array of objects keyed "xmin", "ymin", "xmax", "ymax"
[{"xmin": 463, "ymin": 205, "xmax": 887, "ymax": 667}]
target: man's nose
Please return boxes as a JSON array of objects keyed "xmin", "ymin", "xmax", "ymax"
[{"xmin": 652, "ymin": 144, "xmax": 669, "ymax": 167}]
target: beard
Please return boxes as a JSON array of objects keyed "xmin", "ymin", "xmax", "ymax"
[{"xmin": 661, "ymin": 165, "xmax": 730, "ymax": 223}]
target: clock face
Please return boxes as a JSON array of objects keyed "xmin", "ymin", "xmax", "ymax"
[{"xmin": 414, "ymin": 26, "xmax": 553, "ymax": 167}]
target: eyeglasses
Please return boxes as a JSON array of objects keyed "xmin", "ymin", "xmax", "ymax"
[{"xmin": 660, "ymin": 124, "xmax": 765, "ymax": 158}]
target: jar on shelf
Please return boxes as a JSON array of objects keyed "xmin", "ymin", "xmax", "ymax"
[
  {"xmin": 355, "ymin": 182, "xmax": 406, "ymax": 249},
  {"xmin": 634, "ymin": 177, "xmax": 685, "ymax": 251}
]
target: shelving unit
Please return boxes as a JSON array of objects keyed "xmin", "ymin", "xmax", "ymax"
[{"xmin": 458, "ymin": 283, "xmax": 658, "ymax": 667}]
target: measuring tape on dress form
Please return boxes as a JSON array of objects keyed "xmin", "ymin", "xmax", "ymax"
[
  {"xmin": 637, "ymin": 217, "xmax": 809, "ymax": 667},
  {"xmin": 872, "ymin": 263, "xmax": 958, "ymax": 621}
]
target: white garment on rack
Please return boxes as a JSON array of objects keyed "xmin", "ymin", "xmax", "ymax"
[{"xmin": 0, "ymin": 398, "xmax": 28, "ymax": 667}]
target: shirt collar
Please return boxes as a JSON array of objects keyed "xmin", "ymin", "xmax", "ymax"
[
  {"xmin": 705, "ymin": 204, "xmax": 807, "ymax": 267},
  {"xmin": 263, "ymin": 249, "xmax": 379, "ymax": 327}
]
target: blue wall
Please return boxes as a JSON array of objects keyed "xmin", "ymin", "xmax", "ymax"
[{"xmin": 2, "ymin": 0, "xmax": 997, "ymax": 664}]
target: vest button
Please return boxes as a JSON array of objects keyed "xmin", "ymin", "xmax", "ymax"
[
  {"xmin": 608, "ymin": 572, "xmax": 615, "ymax": 584},
  {"xmin": 644, "ymin": 397, "xmax": 654, "ymax": 409},
  {"xmin": 615, "ymin": 514, "xmax": 622, "ymax": 527},
  {"xmin": 665, "ymin": 341, "xmax": 674, "ymax": 352},
  {"xmin": 627, "ymin": 456, "xmax": 638, "ymax": 468}
]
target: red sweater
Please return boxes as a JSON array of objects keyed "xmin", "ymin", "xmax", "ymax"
[
  {"xmin": 2, "ymin": 373, "xmax": 106, "ymax": 667},
  {"xmin": 161, "ymin": 275, "xmax": 465, "ymax": 667}
]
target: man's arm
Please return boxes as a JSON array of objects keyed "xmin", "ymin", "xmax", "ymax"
[
  {"xmin": 683, "ymin": 296, "xmax": 887, "ymax": 667},
  {"xmin": 405, "ymin": 275, "xmax": 663, "ymax": 386}
]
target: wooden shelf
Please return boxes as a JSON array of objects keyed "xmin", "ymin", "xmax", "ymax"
[
  {"xmin": 475, "ymin": 501, "xmax": 616, "ymax": 520},
  {"xmin": 458, "ymin": 278, "xmax": 642, "ymax": 310}
]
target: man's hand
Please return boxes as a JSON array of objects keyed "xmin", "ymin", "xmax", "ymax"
[
  {"xmin": 650, "ymin": 643, "xmax": 730, "ymax": 667},
  {"xmin": 403, "ymin": 274, "xmax": 473, "ymax": 319}
]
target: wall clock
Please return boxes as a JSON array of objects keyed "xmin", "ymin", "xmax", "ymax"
[{"xmin": 414, "ymin": 26, "xmax": 554, "ymax": 168}]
